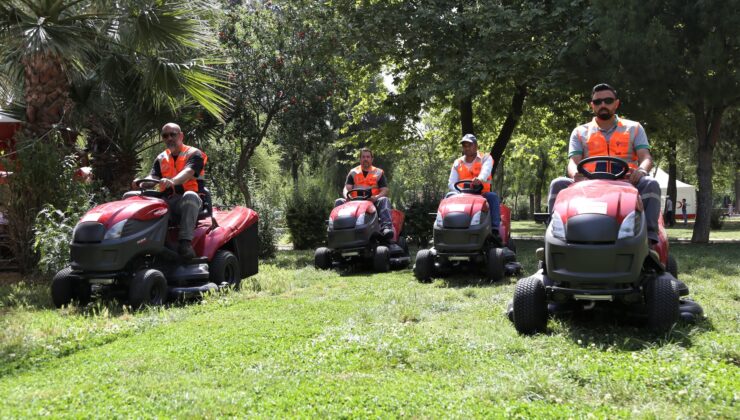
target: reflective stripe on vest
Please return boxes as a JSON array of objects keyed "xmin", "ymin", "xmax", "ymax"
[
  {"xmin": 351, "ymin": 165, "xmax": 383, "ymax": 196},
  {"xmin": 579, "ymin": 118, "xmax": 640, "ymax": 173},
  {"xmin": 455, "ymin": 152, "xmax": 492, "ymax": 193},
  {"xmin": 157, "ymin": 145, "xmax": 207, "ymax": 193}
]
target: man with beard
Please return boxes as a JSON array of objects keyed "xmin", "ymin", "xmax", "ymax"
[
  {"xmin": 134, "ymin": 122, "xmax": 207, "ymax": 258},
  {"xmin": 335, "ymin": 147, "xmax": 395, "ymax": 240},
  {"xmin": 547, "ymin": 83, "xmax": 661, "ymax": 245}
]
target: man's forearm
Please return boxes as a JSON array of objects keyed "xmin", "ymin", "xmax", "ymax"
[{"xmin": 171, "ymin": 168, "xmax": 195, "ymax": 185}]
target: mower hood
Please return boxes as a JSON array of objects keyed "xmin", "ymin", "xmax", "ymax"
[
  {"xmin": 79, "ymin": 196, "xmax": 169, "ymax": 229},
  {"xmin": 552, "ymin": 180, "xmax": 639, "ymax": 226},
  {"xmin": 330, "ymin": 200, "xmax": 375, "ymax": 221},
  {"xmin": 438, "ymin": 194, "xmax": 487, "ymax": 218}
]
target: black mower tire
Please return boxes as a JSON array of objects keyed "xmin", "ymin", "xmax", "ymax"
[
  {"xmin": 314, "ymin": 247, "xmax": 332, "ymax": 270},
  {"xmin": 51, "ymin": 267, "xmax": 91, "ymax": 308},
  {"xmin": 374, "ymin": 245, "xmax": 391, "ymax": 272},
  {"xmin": 129, "ymin": 269, "xmax": 168, "ymax": 309},
  {"xmin": 486, "ymin": 247, "xmax": 505, "ymax": 282},
  {"xmin": 414, "ymin": 249, "xmax": 435, "ymax": 282},
  {"xmin": 646, "ymin": 275, "xmax": 679, "ymax": 334},
  {"xmin": 666, "ymin": 254, "xmax": 678, "ymax": 279},
  {"xmin": 211, "ymin": 249, "xmax": 241, "ymax": 288},
  {"xmin": 512, "ymin": 276, "xmax": 548, "ymax": 335}
]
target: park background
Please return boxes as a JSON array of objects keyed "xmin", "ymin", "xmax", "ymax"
[{"xmin": 0, "ymin": 1, "xmax": 738, "ymax": 417}]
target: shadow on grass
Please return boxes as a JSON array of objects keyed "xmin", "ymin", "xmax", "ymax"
[{"xmin": 553, "ymin": 307, "xmax": 715, "ymax": 351}]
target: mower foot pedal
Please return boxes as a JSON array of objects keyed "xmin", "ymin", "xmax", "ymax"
[{"xmin": 183, "ymin": 256, "xmax": 208, "ymax": 265}]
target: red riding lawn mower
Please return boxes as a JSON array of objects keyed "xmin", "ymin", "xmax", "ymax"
[
  {"xmin": 511, "ymin": 157, "xmax": 703, "ymax": 334},
  {"xmin": 51, "ymin": 178, "xmax": 259, "ymax": 308},
  {"xmin": 414, "ymin": 180, "xmax": 521, "ymax": 283},
  {"xmin": 314, "ymin": 188, "xmax": 410, "ymax": 272}
]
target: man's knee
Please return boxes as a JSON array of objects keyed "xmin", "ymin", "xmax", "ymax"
[
  {"xmin": 180, "ymin": 191, "xmax": 202, "ymax": 213},
  {"xmin": 334, "ymin": 198, "xmax": 346, "ymax": 208}
]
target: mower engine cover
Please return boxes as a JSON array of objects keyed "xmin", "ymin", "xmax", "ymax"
[
  {"xmin": 327, "ymin": 200, "xmax": 378, "ymax": 249},
  {"xmin": 546, "ymin": 179, "xmax": 649, "ymax": 286},
  {"xmin": 71, "ymin": 196, "xmax": 170, "ymax": 272},
  {"xmin": 437, "ymin": 194, "xmax": 487, "ymax": 228},
  {"xmin": 329, "ymin": 200, "xmax": 377, "ymax": 229}
]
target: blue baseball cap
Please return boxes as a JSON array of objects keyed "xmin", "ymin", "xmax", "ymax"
[{"xmin": 460, "ymin": 133, "xmax": 477, "ymax": 144}]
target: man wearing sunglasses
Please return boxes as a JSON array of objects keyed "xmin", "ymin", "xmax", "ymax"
[
  {"xmin": 547, "ymin": 83, "xmax": 661, "ymax": 244},
  {"xmin": 137, "ymin": 122, "xmax": 207, "ymax": 258}
]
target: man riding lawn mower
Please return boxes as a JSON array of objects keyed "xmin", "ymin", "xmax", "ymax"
[
  {"xmin": 414, "ymin": 134, "xmax": 521, "ymax": 282},
  {"xmin": 315, "ymin": 148, "xmax": 409, "ymax": 271},
  {"xmin": 51, "ymin": 123, "xmax": 259, "ymax": 308},
  {"xmin": 510, "ymin": 156, "xmax": 703, "ymax": 334}
]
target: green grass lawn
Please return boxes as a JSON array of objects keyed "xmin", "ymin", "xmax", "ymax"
[
  {"xmin": 1, "ymin": 242, "xmax": 738, "ymax": 417},
  {"xmin": 512, "ymin": 217, "xmax": 740, "ymax": 241}
]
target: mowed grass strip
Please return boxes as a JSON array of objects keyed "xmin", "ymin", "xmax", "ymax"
[{"xmin": 0, "ymin": 242, "xmax": 738, "ymax": 417}]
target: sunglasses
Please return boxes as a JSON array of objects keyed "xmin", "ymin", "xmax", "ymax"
[
  {"xmin": 161, "ymin": 131, "xmax": 180, "ymax": 138},
  {"xmin": 591, "ymin": 97, "xmax": 616, "ymax": 106}
]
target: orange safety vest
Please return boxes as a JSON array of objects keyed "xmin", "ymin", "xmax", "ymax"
[
  {"xmin": 349, "ymin": 165, "xmax": 384, "ymax": 196},
  {"xmin": 454, "ymin": 152, "xmax": 493, "ymax": 193},
  {"xmin": 157, "ymin": 145, "xmax": 207, "ymax": 193},
  {"xmin": 579, "ymin": 118, "xmax": 640, "ymax": 173}
]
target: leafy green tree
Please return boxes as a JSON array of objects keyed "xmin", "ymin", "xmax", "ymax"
[
  {"xmin": 588, "ymin": 0, "xmax": 740, "ymax": 242},
  {"xmin": 332, "ymin": 0, "xmax": 587, "ymax": 171},
  {"xmin": 218, "ymin": 0, "xmax": 341, "ymax": 205}
]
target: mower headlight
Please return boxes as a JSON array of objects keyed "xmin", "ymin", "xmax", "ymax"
[
  {"xmin": 470, "ymin": 211, "xmax": 482, "ymax": 226},
  {"xmin": 104, "ymin": 219, "xmax": 128, "ymax": 240},
  {"xmin": 434, "ymin": 212, "xmax": 443, "ymax": 228},
  {"xmin": 618, "ymin": 210, "xmax": 641, "ymax": 239},
  {"xmin": 356, "ymin": 213, "xmax": 366, "ymax": 226},
  {"xmin": 548, "ymin": 211, "xmax": 566, "ymax": 240},
  {"xmin": 327, "ymin": 218, "xmax": 333, "ymax": 230}
]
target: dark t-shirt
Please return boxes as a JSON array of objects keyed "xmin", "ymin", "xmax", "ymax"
[
  {"xmin": 150, "ymin": 151, "xmax": 205, "ymax": 194},
  {"xmin": 345, "ymin": 171, "xmax": 388, "ymax": 188}
]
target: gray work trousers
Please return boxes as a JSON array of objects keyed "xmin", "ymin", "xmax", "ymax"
[
  {"xmin": 166, "ymin": 191, "xmax": 202, "ymax": 241},
  {"xmin": 547, "ymin": 176, "xmax": 661, "ymax": 242},
  {"xmin": 334, "ymin": 196, "xmax": 393, "ymax": 230}
]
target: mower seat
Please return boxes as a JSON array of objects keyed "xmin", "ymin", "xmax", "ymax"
[{"xmin": 197, "ymin": 188, "xmax": 213, "ymax": 220}]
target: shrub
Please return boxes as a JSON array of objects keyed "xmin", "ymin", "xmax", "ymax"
[
  {"xmin": 285, "ymin": 185, "xmax": 331, "ymax": 250},
  {"xmin": 402, "ymin": 194, "xmax": 440, "ymax": 247},
  {"xmin": 710, "ymin": 208, "xmax": 725, "ymax": 230}
]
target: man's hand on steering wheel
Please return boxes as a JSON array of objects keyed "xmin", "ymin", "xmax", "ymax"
[
  {"xmin": 471, "ymin": 178, "xmax": 482, "ymax": 187},
  {"xmin": 159, "ymin": 178, "xmax": 175, "ymax": 190}
]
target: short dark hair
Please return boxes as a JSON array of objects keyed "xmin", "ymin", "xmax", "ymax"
[
  {"xmin": 591, "ymin": 83, "xmax": 618, "ymax": 98},
  {"xmin": 359, "ymin": 147, "xmax": 373, "ymax": 158}
]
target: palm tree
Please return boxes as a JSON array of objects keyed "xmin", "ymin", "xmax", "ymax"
[
  {"xmin": 0, "ymin": 0, "xmax": 228, "ymax": 270},
  {"xmin": 0, "ymin": 0, "xmax": 227, "ymax": 190}
]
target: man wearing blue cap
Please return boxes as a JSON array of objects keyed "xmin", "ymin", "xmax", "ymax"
[{"xmin": 447, "ymin": 133, "xmax": 501, "ymax": 240}]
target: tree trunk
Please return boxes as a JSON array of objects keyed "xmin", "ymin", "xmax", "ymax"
[
  {"xmin": 490, "ymin": 84, "xmax": 527, "ymax": 175},
  {"xmin": 735, "ymin": 167, "xmax": 740, "ymax": 214},
  {"xmin": 691, "ymin": 103, "xmax": 724, "ymax": 243},
  {"xmin": 23, "ymin": 53, "xmax": 73, "ymax": 143},
  {"xmin": 529, "ymin": 193, "xmax": 535, "ymax": 219},
  {"xmin": 459, "ymin": 96, "xmax": 474, "ymax": 136},
  {"xmin": 290, "ymin": 151, "xmax": 300, "ymax": 191},
  {"xmin": 667, "ymin": 137, "xmax": 677, "ymax": 226}
]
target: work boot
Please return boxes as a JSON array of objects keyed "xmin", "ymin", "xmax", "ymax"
[
  {"xmin": 178, "ymin": 240, "xmax": 197, "ymax": 259},
  {"xmin": 491, "ymin": 228, "xmax": 503, "ymax": 247},
  {"xmin": 382, "ymin": 227, "xmax": 394, "ymax": 241}
]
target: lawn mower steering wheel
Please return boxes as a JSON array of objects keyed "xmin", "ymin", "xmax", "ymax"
[
  {"xmin": 454, "ymin": 180, "xmax": 484, "ymax": 194},
  {"xmin": 577, "ymin": 156, "xmax": 629, "ymax": 180},
  {"xmin": 346, "ymin": 188, "xmax": 372, "ymax": 201},
  {"xmin": 133, "ymin": 177, "xmax": 173, "ymax": 197}
]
